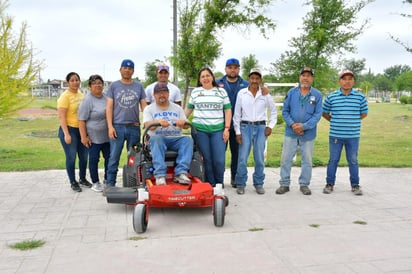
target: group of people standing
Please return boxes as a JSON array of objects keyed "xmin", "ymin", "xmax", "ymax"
[{"xmin": 57, "ymin": 57, "xmax": 368, "ymax": 197}]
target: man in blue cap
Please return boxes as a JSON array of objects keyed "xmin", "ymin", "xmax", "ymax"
[{"xmin": 104, "ymin": 59, "xmax": 147, "ymax": 195}]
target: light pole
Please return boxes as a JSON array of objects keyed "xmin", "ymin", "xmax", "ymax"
[{"xmin": 173, "ymin": 0, "xmax": 178, "ymax": 85}]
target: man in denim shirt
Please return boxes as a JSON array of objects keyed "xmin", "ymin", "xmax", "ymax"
[{"xmin": 276, "ymin": 67, "xmax": 323, "ymax": 195}]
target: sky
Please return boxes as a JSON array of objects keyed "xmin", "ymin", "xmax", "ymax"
[{"xmin": 7, "ymin": 0, "xmax": 412, "ymax": 82}]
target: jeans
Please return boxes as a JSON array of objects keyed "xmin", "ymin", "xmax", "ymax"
[
  {"xmin": 89, "ymin": 142, "xmax": 110, "ymax": 183},
  {"xmin": 196, "ymin": 130, "xmax": 226, "ymax": 187},
  {"xmin": 58, "ymin": 126, "xmax": 88, "ymax": 183},
  {"xmin": 235, "ymin": 124, "xmax": 266, "ymax": 188},
  {"xmin": 149, "ymin": 135, "xmax": 193, "ymax": 178},
  {"xmin": 227, "ymin": 127, "xmax": 239, "ymax": 180},
  {"xmin": 279, "ymin": 136, "xmax": 314, "ymax": 186},
  {"xmin": 326, "ymin": 137, "xmax": 360, "ymax": 186},
  {"xmin": 107, "ymin": 124, "xmax": 140, "ymax": 186}
]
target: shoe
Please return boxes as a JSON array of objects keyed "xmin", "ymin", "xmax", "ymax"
[
  {"xmin": 300, "ymin": 186, "xmax": 312, "ymax": 195},
  {"xmin": 323, "ymin": 184, "xmax": 334, "ymax": 194},
  {"xmin": 351, "ymin": 185, "xmax": 363, "ymax": 196},
  {"xmin": 79, "ymin": 178, "xmax": 92, "ymax": 188},
  {"xmin": 255, "ymin": 186, "xmax": 265, "ymax": 195},
  {"xmin": 91, "ymin": 182, "xmax": 103, "ymax": 192},
  {"xmin": 70, "ymin": 181, "xmax": 82, "ymax": 192},
  {"xmin": 230, "ymin": 178, "xmax": 237, "ymax": 188},
  {"xmin": 156, "ymin": 176, "xmax": 166, "ymax": 186},
  {"xmin": 174, "ymin": 173, "xmax": 190, "ymax": 185},
  {"xmin": 102, "ymin": 184, "xmax": 112, "ymax": 197},
  {"xmin": 275, "ymin": 186, "xmax": 290, "ymax": 194},
  {"xmin": 236, "ymin": 187, "xmax": 245, "ymax": 195}
]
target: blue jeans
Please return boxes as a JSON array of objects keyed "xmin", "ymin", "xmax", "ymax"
[
  {"xmin": 89, "ymin": 142, "xmax": 110, "ymax": 183},
  {"xmin": 196, "ymin": 130, "xmax": 226, "ymax": 187},
  {"xmin": 235, "ymin": 124, "xmax": 266, "ymax": 188},
  {"xmin": 58, "ymin": 126, "xmax": 88, "ymax": 183},
  {"xmin": 326, "ymin": 137, "xmax": 360, "ymax": 186},
  {"xmin": 107, "ymin": 124, "xmax": 140, "ymax": 186},
  {"xmin": 227, "ymin": 127, "xmax": 239, "ymax": 180},
  {"xmin": 279, "ymin": 136, "xmax": 314, "ymax": 186},
  {"xmin": 149, "ymin": 135, "xmax": 193, "ymax": 177}
]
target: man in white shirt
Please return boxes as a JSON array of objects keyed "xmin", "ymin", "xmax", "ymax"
[
  {"xmin": 145, "ymin": 64, "xmax": 182, "ymax": 105},
  {"xmin": 233, "ymin": 68, "xmax": 277, "ymax": 195}
]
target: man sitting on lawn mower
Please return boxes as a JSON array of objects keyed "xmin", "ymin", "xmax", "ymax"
[{"xmin": 142, "ymin": 82, "xmax": 193, "ymax": 185}]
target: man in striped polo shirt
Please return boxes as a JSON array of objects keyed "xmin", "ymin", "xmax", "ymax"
[{"xmin": 322, "ymin": 70, "xmax": 368, "ymax": 195}]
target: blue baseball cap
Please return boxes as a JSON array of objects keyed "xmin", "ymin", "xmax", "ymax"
[
  {"xmin": 225, "ymin": 58, "xmax": 240, "ymax": 67},
  {"xmin": 120, "ymin": 59, "xmax": 134, "ymax": 69}
]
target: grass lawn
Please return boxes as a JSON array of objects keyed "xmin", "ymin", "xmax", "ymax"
[{"xmin": 0, "ymin": 100, "xmax": 411, "ymax": 171}]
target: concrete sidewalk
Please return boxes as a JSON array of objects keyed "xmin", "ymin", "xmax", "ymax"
[{"xmin": 1, "ymin": 167, "xmax": 412, "ymax": 274}]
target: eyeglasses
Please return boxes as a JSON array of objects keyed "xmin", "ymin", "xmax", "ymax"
[{"xmin": 91, "ymin": 83, "xmax": 103, "ymax": 86}]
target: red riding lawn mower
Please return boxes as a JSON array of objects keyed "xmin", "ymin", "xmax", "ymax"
[{"xmin": 106, "ymin": 122, "xmax": 228, "ymax": 233}]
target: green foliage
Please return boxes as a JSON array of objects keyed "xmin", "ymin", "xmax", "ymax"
[
  {"xmin": 399, "ymin": 95, "xmax": 409, "ymax": 104},
  {"xmin": 241, "ymin": 54, "xmax": 260, "ymax": 79},
  {"xmin": 394, "ymin": 71, "xmax": 412, "ymax": 91},
  {"xmin": 272, "ymin": 0, "xmax": 373, "ymax": 90},
  {"xmin": 9, "ymin": 240, "xmax": 45, "ymax": 250},
  {"xmin": 171, "ymin": 0, "xmax": 276, "ymax": 106},
  {"xmin": 0, "ymin": 0, "xmax": 43, "ymax": 117}
]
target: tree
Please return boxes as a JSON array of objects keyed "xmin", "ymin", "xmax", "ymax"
[
  {"xmin": 390, "ymin": 0, "xmax": 412, "ymax": 53},
  {"xmin": 383, "ymin": 64, "xmax": 411, "ymax": 82},
  {"xmin": 338, "ymin": 58, "xmax": 366, "ymax": 76},
  {"xmin": 394, "ymin": 70, "xmax": 412, "ymax": 91},
  {"xmin": 240, "ymin": 54, "xmax": 260, "ymax": 79},
  {"xmin": 0, "ymin": 0, "xmax": 42, "ymax": 117},
  {"xmin": 272, "ymin": 0, "xmax": 373, "ymax": 90},
  {"xmin": 171, "ymin": 0, "xmax": 276, "ymax": 106}
]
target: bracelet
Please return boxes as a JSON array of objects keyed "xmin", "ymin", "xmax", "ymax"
[{"xmin": 224, "ymin": 126, "xmax": 230, "ymax": 129}]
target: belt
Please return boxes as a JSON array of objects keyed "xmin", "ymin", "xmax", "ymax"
[
  {"xmin": 122, "ymin": 122, "xmax": 140, "ymax": 127},
  {"xmin": 241, "ymin": 120, "xmax": 266, "ymax": 125}
]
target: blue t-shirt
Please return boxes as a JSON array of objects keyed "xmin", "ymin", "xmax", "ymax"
[
  {"xmin": 323, "ymin": 88, "xmax": 368, "ymax": 138},
  {"xmin": 106, "ymin": 80, "xmax": 146, "ymax": 124}
]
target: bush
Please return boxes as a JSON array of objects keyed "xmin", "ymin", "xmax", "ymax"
[{"xmin": 399, "ymin": 95, "xmax": 412, "ymax": 104}]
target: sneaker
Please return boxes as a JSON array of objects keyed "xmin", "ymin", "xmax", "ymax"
[
  {"xmin": 230, "ymin": 178, "xmax": 237, "ymax": 188},
  {"xmin": 174, "ymin": 173, "xmax": 190, "ymax": 185},
  {"xmin": 70, "ymin": 181, "xmax": 82, "ymax": 192},
  {"xmin": 323, "ymin": 184, "xmax": 334, "ymax": 194},
  {"xmin": 236, "ymin": 187, "xmax": 245, "ymax": 195},
  {"xmin": 102, "ymin": 184, "xmax": 112, "ymax": 197},
  {"xmin": 300, "ymin": 186, "xmax": 312, "ymax": 195},
  {"xmin": 156, "ymin": 176, "xmax": 166, "ymax": 186},
  {"xmin": 255, "ymin": 186, "xmax": 265, "ymax": 195},
  {"xmin": 275, "ymin": 186, "xmax": 290, "ymax": 194},
  {"xmin": 351, "ymin": 185, "xmax": 363, "ymax": 196},
  {"xmin": 91, "ymin": 182, "xmax": 103, "ymax": 192},
  {"xmin": 79, "ymin": 178, "xmax": 92, "ymax": 188}
]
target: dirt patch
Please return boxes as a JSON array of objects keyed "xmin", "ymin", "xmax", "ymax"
[{"xmin": 17, "ymin": 108, "xmax": 58, "ymax": 117}]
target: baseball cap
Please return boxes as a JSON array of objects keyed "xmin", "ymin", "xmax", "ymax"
[
  {"xmin": 153, "ymin": 82, "xmax": 169, "ymax": 93},
  {"xmin": 248, "ymin": 68, "xmax": 262, "ymax": 77},
  {"xmin": 339, "ymin": 70, "xmax": 355, "ymax": 79},
  {"xmin": 157, "ymin": 64, "xmax": 169, "ymax": 73},
  {"xmin": 120, "ymin": 59, "xmax": 134, "ymax": 69},
  {"xmin": 225, "ymin": 58, "xmax": 240, "ymax": 66},
  {"xmin": 300, "ymin": 67, "xmax": 314, "ymax": 75}
]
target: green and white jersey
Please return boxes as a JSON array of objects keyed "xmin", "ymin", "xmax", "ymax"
[{"xmin": 187, "ymin": 87, "xmax": 231, "ymax": 133}]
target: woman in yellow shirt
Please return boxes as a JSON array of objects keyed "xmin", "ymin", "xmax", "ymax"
[{"xmin": 57, "ymin": 72, "xmax": 91, "ymax": 192}]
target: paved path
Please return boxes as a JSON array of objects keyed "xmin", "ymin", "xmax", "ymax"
[{"xmin": 1, "ymin": 168, "xmax": 412, "ymax": 274}]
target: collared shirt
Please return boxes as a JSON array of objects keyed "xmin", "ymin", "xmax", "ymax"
[
  {"xmin": 323, "ymin": 88, "xmax": 368, "ymax": 138},
  {"xmin": 283, "ymin": 85, "xmax": 323, "ymax": 141},
  {"xmin": 233, "ymin": 87, "xmax": 277, "ymax": 135}
]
